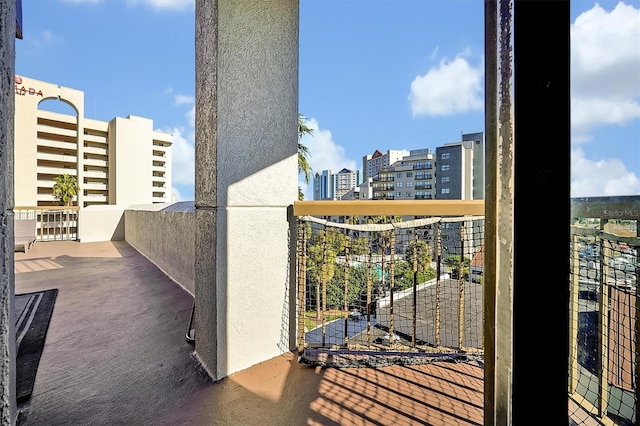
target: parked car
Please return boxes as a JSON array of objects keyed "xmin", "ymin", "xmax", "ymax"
[{"xmin": 608, "ymin": 256, "xmax": 637, "ymax": 273}]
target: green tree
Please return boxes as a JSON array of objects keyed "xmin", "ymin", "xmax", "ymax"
[
  {"xmin": 298, "ymin": 113, "xmax": 313, "ymax": 200},
  {"xmin": 326, "ymin": 264, "xmax": 372, "ymax": 310},
  {"xmin": 393, "ymin": 260, "xmax": 436, "ymax": 291},
  {"xmin": 443, "ymin": 255, "xmax": 471, "ymax": 280},
  {"xmin": 52, "ymin": 174, "xmax": 79, "ymax": 206},
  {"xmin": 405, "ymin": 239, "xmax": 432, "ymax": 272}
]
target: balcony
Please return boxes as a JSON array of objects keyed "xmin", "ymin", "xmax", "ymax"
[
  {"xmin": 12, "ymin": 197, "xmax": 636, "ymax": 424},
  {"xmin": 14, "ymin": 217, "xmax": 484, "ymax": 425},
  {"xmin": 372, "ymin": 176, "xmax": 395, "ymax": 182}
]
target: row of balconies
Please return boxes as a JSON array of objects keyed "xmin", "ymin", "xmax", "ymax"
[
  {"xmin": 415, "ymin": 184, "xmax": 433, "ymax": 190},
  {"xmin": 372, "ymin": 174, "xmax": 434, "ymax": 183}
]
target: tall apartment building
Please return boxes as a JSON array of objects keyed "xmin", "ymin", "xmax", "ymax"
[
  {"xmin": 371, "ymin": 149, "xmax": 436, "ymax": 200},
  {"xmin": 435, "ymin": 132, "xmax": 484, "ymax": 200},
  {"xmin": 464, "ymin": 132, "xmax": 485, "ymax": 200},
  {"xmin": 312, "ymin": 168, "xmax": 362, "ymax": 200},
  {"xmin": 362, "ymin": 149, "xmax": 406, "ymax": 181},
  {"xmin": 14, "ymin": 75, "xmax": 173, "ymax": 208},
  {"xmin": 369, "ymin": 132, "xmax": 484, "ymax": 202}
]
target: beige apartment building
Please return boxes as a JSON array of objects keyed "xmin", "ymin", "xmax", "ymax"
[{"xmin": 14, "ymin": 75, "xmax": 173, "ymax": 209}]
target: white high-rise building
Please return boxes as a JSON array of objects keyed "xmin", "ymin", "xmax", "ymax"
[
  {"xmin": 313, "ymin": 168, "xmax": 362, "ymax": 200},
  {"xmin": 14, "ymin": 75, "xmax": 173, "ymax": 208}
]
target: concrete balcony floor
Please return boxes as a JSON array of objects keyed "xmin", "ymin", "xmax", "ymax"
[{"xmin": 15, "ymin": 240, "xmax": 485, "ymax": 425}]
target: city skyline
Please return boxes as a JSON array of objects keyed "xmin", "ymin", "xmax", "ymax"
[{"xmin": 15, "ymin": 0, "xmax": 640, "ymax": 202}]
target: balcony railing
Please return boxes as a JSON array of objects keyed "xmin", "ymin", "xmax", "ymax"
[
  {"xmin": 293, "ymin": 197, "xmax": 638, "ymax": 425},
  {"xmin": 293, "ymin": 200, "xmax": 484, "ymax": 366},
  {"xmin": 15, "ymin": 206, "xmax": 79, "ymax": 241},
  {"xmin": 569, "ymin": 196, "xmax": 638, "ymax": 425}
]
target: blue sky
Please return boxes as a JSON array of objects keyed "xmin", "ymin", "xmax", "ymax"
[{"xmin": 15, "ymin": 0, "xmax": 640, "ymax": 201}]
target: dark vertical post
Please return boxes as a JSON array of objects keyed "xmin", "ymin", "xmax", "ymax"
[
  {"xmin": 412, "ymin": 238, "xmax": 417, "ymax": 347},
  {"xmin": 297, "ymin": 221, "xmax": 307, "ymax": 354},
  {"xmin": 435, "ymin": 223, "xmax": 442, "ymax": 347},
  {"xmin": 0, "ymin": 0, "xmax": 17, "ymax": 422},
  {"xmin": 194, "ymin": 0, "xmax": 219, "ymax": 379},
  {"xmin": 513, "ymin": 0, "xmax": 570, "ymax": 423},
  {"xmin": 321, "ymin": 231, "xmax": 327, "ymax": 347},
  {"xmin": 636, "ymin": 222, "xmax": 639, "ymax": 421},
  {"xmin": 344, "ymin": 235, "xmax": 349, "ymax": 346}
]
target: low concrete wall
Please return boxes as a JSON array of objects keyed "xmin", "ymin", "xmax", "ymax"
[
  {"xmin": 124, "ymin": 202, "xmax": 195, "ymax": 295},
  {"xmin": 78, "ymin": 205, "xmax": 126, "ymax": 242}
]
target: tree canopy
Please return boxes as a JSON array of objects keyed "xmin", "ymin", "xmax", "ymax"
[
  {"xmin": 298, "ymin": 113, "xmax": 313, "ymax": 200},
  {"xmin": 52, "ymin": 174, "xmax": 79, "ymax": 206}
]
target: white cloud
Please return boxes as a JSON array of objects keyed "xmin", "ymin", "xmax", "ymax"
[
  {"xmin": 28, "ymin": 30, "xmax": 63, "ymax": 48},
  {"xmin": 169, "ymin": 126, "xmax": 195, "ymax": 186},
  {"xmin": 298, "ymin": 117, "xmax": 357, "ymax": 200},
  {"xmin": 571, "ymin": 1, "xmax": 640, "ymax": 135},
  {"xmin": 571, "ymin": 97, "xmax": 640, "ymax": 134},
  {"xmin": 156, "ymin": 97, "xmax": 196, "ymax": 198},
  {"xmin": 186, "ymin": 104, "xmax": 195, "ymax": 129},
  {"xmin": 171, "ymin": 186, "xmax": 183, "ymax": 202},
  {"xmin": 408, "ymin": 52, "xmax": 483, "ymax": 117},
  {"xmin": 571, "ymin": 148, "xmax": 640, "ymax": 197},
  {"xmin": 126, "ymin": 0, "xmax": 194, "ymax": 11},
  {"xmin": 175, "ymin": 94, "xmax": 194, "ymax": 105},
  {"xmin": 61, "ymin": 0, "xmax": 102, "ymax": 3},
  {"xmin": 164, "ymin": 102, "xmax": 196, "ymax": 189}
]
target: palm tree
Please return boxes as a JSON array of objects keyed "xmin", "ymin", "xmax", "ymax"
[
  {"xmin": 52, "ymin": 174, "xmax": 79, "ymax": 206},
  {"xmin": 298, "ymin": 113, "xmax": 313, "ymax": 200}
]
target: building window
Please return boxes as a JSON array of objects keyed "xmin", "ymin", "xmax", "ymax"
[
  {"xmin": 396, "ymin": 191, "xmax": 402, "ymax": 197},
  {"xmin": 396, "ymin": 173, "xmax": 402, "ymax": 178},
  {"xmin": 407, "ymin": 181, "xmax": 413, "ymax": 187},
  {"xmin": 406, "ymin": 172, "xmax": 413, "ymax": 178},
  {"xmin": 406, "ymin": 191, "xmax": 412, "ymax": 197},
  {"xmin": 441, "ymin": 164, "xmax": 450, "ymax": 171},
  {"xmin": 441, "ymin": 188, "xmax": 450, "ymax": 194},
  {"xmin": 397, "ymin": 182, "xmax": 403, "ymax": 188},
  {"xmin": 442, "ymin": 176, "xmax": 450, "ymax": 183},
  {"xmin": 441, "ymin": 153, "xmax": 450, "ymax": 159}
]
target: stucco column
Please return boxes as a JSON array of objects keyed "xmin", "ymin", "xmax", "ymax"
[
  {"xmin": 195, "ymin": 0, "xmax": 299, "ymax": 380},
  {"xmin": 0, "ymin": 1, "xmax": 17, "ymax": 423}
]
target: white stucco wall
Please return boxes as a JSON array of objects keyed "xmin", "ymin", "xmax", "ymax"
[
  {"xmin": 110, "ymin": 116, "xmax": 153, "ymax": 206},
  {"xmin": 78, "ymin": 205, "xmax": 126, "ymax": 242},
  {"xmin": 194, "ymin": 0, "xmax": 299, "ymax": 380}
]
